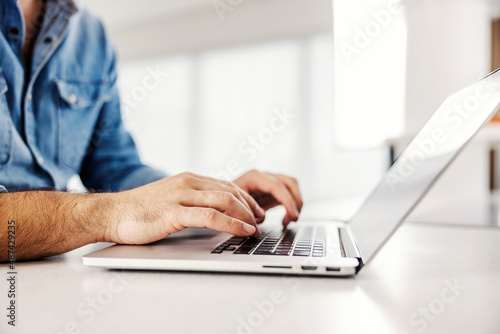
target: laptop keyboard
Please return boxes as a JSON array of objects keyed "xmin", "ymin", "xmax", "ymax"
[{"xmin": 211, "ymin": 226, "xmax": 325, "ymax": 257}]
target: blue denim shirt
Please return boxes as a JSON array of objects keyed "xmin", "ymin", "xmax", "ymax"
[{"xmin": 0, "ymin": 0, "xmax": 166, "ymax": 192}]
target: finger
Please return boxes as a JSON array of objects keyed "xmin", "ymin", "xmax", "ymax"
[
  {"xmin": 180, "ymin": 207, "xmax": 258, "ymax": 237},
  {"xmin": 179, "ymin": 190, "xmax": 259, "ymax": 232},
  {"xmin": 272, "ymin": 174, "xmax": 303, "ymax": 212},
  {"xmin": 247, "ymin": 173, "xmax": 300, "ymax": 222},
  {"xmin": 185, "ymin": 175, "xmax": 253, "ymax": 212},
  {"xmin": 226, "ymin": 182, "xmax": 266, "ymax": 218},
  {"xmin": 189, "ymin": 175, "xmax": 265, "ymax": 219},
  {"xmin": 282, "ymin": 214, "xmax": 294, "ymax": 228}
]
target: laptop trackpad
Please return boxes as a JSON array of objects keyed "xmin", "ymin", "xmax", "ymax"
[{"xmin": 148, "ymin": 228, "xmax": 222, "ymax": 246}]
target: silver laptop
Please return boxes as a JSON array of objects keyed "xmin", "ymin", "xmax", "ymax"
[{"xmin": 83, "ymin": 68, "xmax": 500, "ymax": 277}]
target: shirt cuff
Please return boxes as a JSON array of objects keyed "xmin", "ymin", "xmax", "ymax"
[{"xmin": 0, "ymin": 185, "xmax": 7, "ymax": 193}]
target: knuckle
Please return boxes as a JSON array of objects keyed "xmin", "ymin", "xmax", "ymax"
[
  {"xmin": 220, "ymin": 192, "xmax": 235, "ymax": 204},
  {"xmin": 202, "ymin": 208, "xmax": 218, "ymax": 223},
  {"xmin": 228, "ymin": 219, "xmax": 241, "ymax": 232},
  {"xmin": 177, "ymin": 173, "xmax": 194, "ymax": 186},
  {"xmin": 223, "ymin": 180, "xmax": 238, "ymax": 190},
  {"xmin": 170, "ymin": 206, "xmax": 185, "ymax": 232},
  {"xmin": 224, "ymin": 183, "xmax": 239, "ymax": 195}
]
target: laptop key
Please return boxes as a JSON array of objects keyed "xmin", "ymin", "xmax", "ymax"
[
  {"xmin": 233, "ymin": 247, "xmax": 254, "ymax": 254},
  {"xmin": 293, "ymin": 250, "xmax": 311, "ymax": 256},
  {"xmin": 254, "ymin": 249, "xmax": 274, "ymax": 255},
  {"xmin": 274, "ymin": 250, "xmax": 291, "ymax": 255},
  {"xmin": 226, "ymin": 238, "xmax": 246, "ymax": 245}
]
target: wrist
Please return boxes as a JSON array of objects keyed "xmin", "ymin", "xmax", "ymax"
[{"xmin": 90, "ymin": 192, "xmax": 125, "ymax": 243}]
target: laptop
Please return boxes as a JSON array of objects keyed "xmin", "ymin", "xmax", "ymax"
[{"xmin": 83, "ymin": 68, "xmax": 500, "ymax": 277}]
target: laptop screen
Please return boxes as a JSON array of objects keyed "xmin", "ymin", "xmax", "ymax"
[{"xmin": 349, "ymin": 68, "xmax": 500, "ymax": 264}]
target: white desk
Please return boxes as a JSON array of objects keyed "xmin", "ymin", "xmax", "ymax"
[{"xmin": 1, "ymin": 208, "xmax": 500, "ymax": 334}]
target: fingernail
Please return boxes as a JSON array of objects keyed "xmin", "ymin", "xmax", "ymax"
[
  {"xmin": 294, "ymin": 208, "xmax": 300, "ymax": 218},
  {"xmin": 243, "ymin": 223, "xmax": 256, "ymax": 234}
]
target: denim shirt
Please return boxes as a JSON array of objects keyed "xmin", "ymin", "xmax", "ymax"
[{"xmin": 0, "ymin": 0, "xmax": 166, "ymax": 192}]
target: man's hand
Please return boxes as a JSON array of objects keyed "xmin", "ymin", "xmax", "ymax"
[
  {"xmin": 105, "ymin": 170, "xmax": 302, "ymax": 245},
  {"xmin": 234, "ymin": 170, "xmax": 303, "ymax": 228},
  {"xmin": 105, "ymin": 172, "xmax": 267, "ymax": 244}
]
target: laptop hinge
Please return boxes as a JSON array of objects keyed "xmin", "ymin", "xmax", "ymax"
[{"xmin": 339, "ymin": 227, "xmax": 364, "ymax": 273}]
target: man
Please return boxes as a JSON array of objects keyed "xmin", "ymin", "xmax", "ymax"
[{"xmin": 0, "ymin": 0, "xmax": 303, "ymax": 262}]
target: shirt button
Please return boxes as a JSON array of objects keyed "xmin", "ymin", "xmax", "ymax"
[
  {"xmin": 9, "ymin": 27, "xmax": 20, "ymax": 36},
  {"xmin": 68, "ymin": 94, "xmax": 77, "ymax": 104},
  {"xmin": 43, "ymin": 36, "xmax": 53, "ymax": 44},
  {"xmin": 37, "ymin": 156, "xmax": 44, "ymax": 165}
]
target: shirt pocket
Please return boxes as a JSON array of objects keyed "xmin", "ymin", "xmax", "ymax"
[
  {"xmin": 55, "ymin": 78, "xmax": 111, "ymax": 170},
  {"xmin": 0, "ymin": 70, "xmax": 12, "ymax": 166}
]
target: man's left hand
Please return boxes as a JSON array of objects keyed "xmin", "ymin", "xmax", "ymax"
[{"xmin": 234, "ymin": 170, "xmax": 303, "ymax": 227}]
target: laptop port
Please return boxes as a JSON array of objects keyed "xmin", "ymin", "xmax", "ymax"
[
  {"xmin": 326, "ymin": 267, "xmax": 341, "ymax": 272},
  {"xmin": 301, "ymin": 266, "xmax": 317, "ymax": 270}
]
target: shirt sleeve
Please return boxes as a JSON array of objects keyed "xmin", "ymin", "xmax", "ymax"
[
  {"xmin": 0, "ymin": 185, "xmax": 6, "ymax": 193},
  {"xmin": 79, "ymin": 49, "xmax": 167, "ymax": 192}
]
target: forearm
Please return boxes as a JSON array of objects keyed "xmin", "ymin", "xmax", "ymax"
[{"xmin": 0, "ymin": 191, "xmax": 116, "ymax": 262}]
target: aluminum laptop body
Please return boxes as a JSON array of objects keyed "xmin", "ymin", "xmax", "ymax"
[{"xmin": 83, "ymin": 69, "xmax": 500, "ymax": 277}]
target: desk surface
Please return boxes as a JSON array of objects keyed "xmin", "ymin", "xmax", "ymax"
[{"xmin": 1, "ymin": 211, "xmax": 500, "ymax": 334}]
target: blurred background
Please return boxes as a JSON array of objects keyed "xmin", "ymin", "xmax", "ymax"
[{"xmin": 79, "ymin": 0, "xmax": 500, "ymax": 222}]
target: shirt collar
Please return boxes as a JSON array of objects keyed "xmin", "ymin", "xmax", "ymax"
[
  {"xmin": 46, "ymin": 0, "xmax": 78, "ymax": 16},
  {"xmin": 6, "ymin": 0, "xmax": 79, "ymax": 16}
]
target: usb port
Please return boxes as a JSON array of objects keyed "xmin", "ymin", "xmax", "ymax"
[
  {"xmin": 301, "ymin": 266, "xmax": 317, "ymax": 270},
  {"xmin": 326, "ymin": 267, "xmax": 341, "ymax": 272}
]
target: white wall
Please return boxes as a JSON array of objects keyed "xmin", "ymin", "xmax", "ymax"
[
  {"xmin": 405, "ymin": 0, "xmax": 491, "ymax": 135},
  {"xmin": 83, "ymin": 0, "xmax": 333, "ymax": 61},
  {"xmin": 332, "ymin": 0, "xmax": 407, "ymax": 149}
]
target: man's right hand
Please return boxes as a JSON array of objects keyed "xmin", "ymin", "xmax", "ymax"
[{"xmin": 103, "ymin": 172, "xmax": 266, "ymax": 245}]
